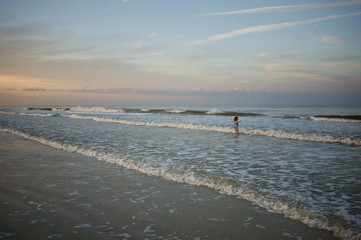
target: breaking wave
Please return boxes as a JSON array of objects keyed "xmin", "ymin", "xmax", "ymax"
[
  {"xmin": 23, "ymin": 106, "xmax": 261, "ymax": 116},
  {"xmin": 70, "ymin": 106, "xmax": 124, "ymax": 113},
  {"xmin": 138, "ymin": 108, "xmax": 261, "ymax": 116},
  {"xmin": 1, "ymin": 127, "xmax": 359, "ymax": 240},
  {"xmin": 307, "ymin": 115, "xmax": 361, "ymax": 123}
]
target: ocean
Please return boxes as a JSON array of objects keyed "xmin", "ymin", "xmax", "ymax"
[{"xmin": 0, "ymin": 105, "xmax": 360, "ymax": 239}]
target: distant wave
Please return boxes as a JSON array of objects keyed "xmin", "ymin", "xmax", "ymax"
[
  {"xmin": 25, "ymin": 106, "xmax": 123, "ymax": 113},
  {"xmin": 70, "ymin": 106, "xmax": 124, "ymax": 113},
  {"xmin": 1, "ymin": 127, "xmax": 359, "ymax": 240},
  {"xmin": 138, "ymin": 108, "xmax": 261, "ymax": 116},
  {"xmin": 0, "ymin": 111, "xmax": 56, "ymax": 118},
  {"xmin": 26, "ymin": 107, "xmax": 71, "ymax": 111},
  {"xmin": 1, "ymin": 111, "xmax": 360, "ymax": 146},
  {"xmin": 307, "ymin": 115, "xmax": 361, "ymax": 123},
  {"xmin": 64, "ymin": 114, "xmax": 234, "ymax": 133},
  {"xmin": 24, "ymin": 106, "xmax": 262, "ymax": 117}
]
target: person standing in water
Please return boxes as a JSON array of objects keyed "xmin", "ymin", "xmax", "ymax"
[{"xmin": 234, "ymin": 116, "xmax": 242, "ymax": 135}]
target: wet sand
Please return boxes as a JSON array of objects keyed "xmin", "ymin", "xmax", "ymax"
[{"xmin": 0, "ymin": 132, "xmax": 338, "ymax": 239}]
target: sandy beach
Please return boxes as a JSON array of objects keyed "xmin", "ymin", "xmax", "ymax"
[{"xmin": 0, "ymin": 131, "xmax": 339, "ymax": 239}]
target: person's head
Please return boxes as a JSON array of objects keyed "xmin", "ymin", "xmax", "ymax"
[{"xmin": 234, "ymin": 116, "xmax": 238, "ymax": 122}]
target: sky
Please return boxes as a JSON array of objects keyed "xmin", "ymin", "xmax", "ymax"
[{"xmin": 0, "ymin": 0, "xmax": 361, "ymax": 106}]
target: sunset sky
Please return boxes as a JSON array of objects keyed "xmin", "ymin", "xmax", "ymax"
[{"xmin": 1, "ymin": 0, "xmax": 361, "ymax": 106}]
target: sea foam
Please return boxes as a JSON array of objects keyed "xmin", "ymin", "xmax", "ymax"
[
  {"xmin": 307, "ymin": 116, "xmax": 361, "ymax": 123},
  {"xmin": 70, "ymin": 106, "xmax": 123, "ymax": 113}
]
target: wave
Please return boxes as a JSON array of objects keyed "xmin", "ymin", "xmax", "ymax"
[
  {"xmin": 0, "ymin": 111, "xmax": 57, "ymax": 118},
  {"xmin": 138, "ymin": 108, "xmax": 262, "ymax": 116},
  {"xmin": 26, "ymin": 107, "xmax": 71, "ymax": 111},
  {"xmin": 1, "ymin": 127, "xmax": 359, "ymax": 240},
  {"xmin": 70, "ymin": 106, "xmax": 124, "ymax": 113},
  {"xmin": 24, "ymin": 106, "xmax": 261, "ymax": 116},
  {"xmin": 165, "ymin": 109, "xmax": 186, "ymax": 114},
  {"xmin": 25, "ymin": 106, "xmax": 123, "ymax": 113},
  {"xmin": 239, "ymin": 128, "xmax": 361, "ymax": 146},
  {"xmin": 1, "ymin": 110, "xmax": 360, "ymax": 146},
  {"xmin": 64, "ymin": 114, "xmax": 234, "ymax": 132},
  {"xmin": 307, "ymin": 115, "xmax": 361, "ymax": 123}
]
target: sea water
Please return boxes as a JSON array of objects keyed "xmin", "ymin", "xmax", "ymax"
[{"xmin": 0, "ymin": 105, "xmax": 360, "ymax": 239}]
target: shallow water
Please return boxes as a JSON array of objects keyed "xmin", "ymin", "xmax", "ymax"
[
  {"xmin": 0, "ymin": 132, "xmax": 338, "ymax": 239},
  {"xmin": 0, "ymin": 105, "xmax": 360, "ymax": 239}
]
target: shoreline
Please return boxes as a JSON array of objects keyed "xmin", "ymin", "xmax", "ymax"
[{"xmin": 0, "ymin": 131, "xmax": 338, "ymax": 239}]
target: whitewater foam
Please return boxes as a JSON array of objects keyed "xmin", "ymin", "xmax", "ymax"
[
  {"xmin": 165, "ymin": 109, "xmax": 186, "ymax": 114},
  {"xmin": 70, "ymin": 106, "xmax": 123, "ymax": 113},
  {"xmin": 239, "ymin": 128, "xmax": 361, "ymax": 146},
  {"xmin": 206, "ymin": 109, "xmax": 223, "ymax": 115},
  {"xmin": 63, "ymin": 114, "xmax": 233, "ymax": 132},
  {"xmin": 1, "ymin": 127, "xmax": 359, "ymax": 240},
  {"xmin": 307, "ymin": 116, "xmax": 361, "ymax": 123},
  {"xmin": 0, "ymin": 111, "xmax": 56, "ymax": 118}
]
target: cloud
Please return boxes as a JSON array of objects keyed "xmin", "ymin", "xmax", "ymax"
[
  {"xmin": 66, "ymin": 86, "xmax": 133, "ymax": 94},
  {"xmin": 23, "ymin": 88, "xmax": 46, "ymax": 92},
  {"xmin": 203, "ymin": 1, "xmax": 361, "ymax": 16},
  {"xmin": 148, "ymin": 32, "xmax": 157, "ymax": 38},
  {"xmin": 323, "ymin": 61, "xmax": 361, "ymax": 69},
  {"xmin": 264, "ymin": 64, "xmax": 297, "ymax": 72},
  {"xmin": 258, "ymin": 52, "xmax": 270, "ymax": 57},
  {"xmin": 193, "ymin": 12, "xmax": 361, "ymax": 44},
  {"xmin": 264, "ymin": 64, "xmax": 347, "ymax": 82},
  {"xmin": 130, "ymin": 42, "xmax": 143, "ymax": 50},
  {"xmin": 148, "ymin": 51, "xmax": 164, "ymax": 57},
  {"xmin": 322, "ymin": 35, "xmax": 342, "ymax": 44}
]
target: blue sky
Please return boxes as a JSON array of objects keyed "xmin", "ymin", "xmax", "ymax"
[{"xmin": 0, "ymin": 0, "xmax": 361, "ymax": 105}]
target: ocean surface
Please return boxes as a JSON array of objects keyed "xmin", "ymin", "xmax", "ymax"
[{"xmin": 0, "ymin": 105, "xmax": 360, "ymax": 239}]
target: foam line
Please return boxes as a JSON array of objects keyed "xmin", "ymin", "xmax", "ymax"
[
  {"xmin": 64, "ymin": 114, "xmax": 233, "ymax": 133},
  {"xmin": 307, "ymin": 116, "xmax": 361, "ymax": 123},
  {"xmin": 240, "ymin": 128, "xmax": 361, "ymax": 146}
]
